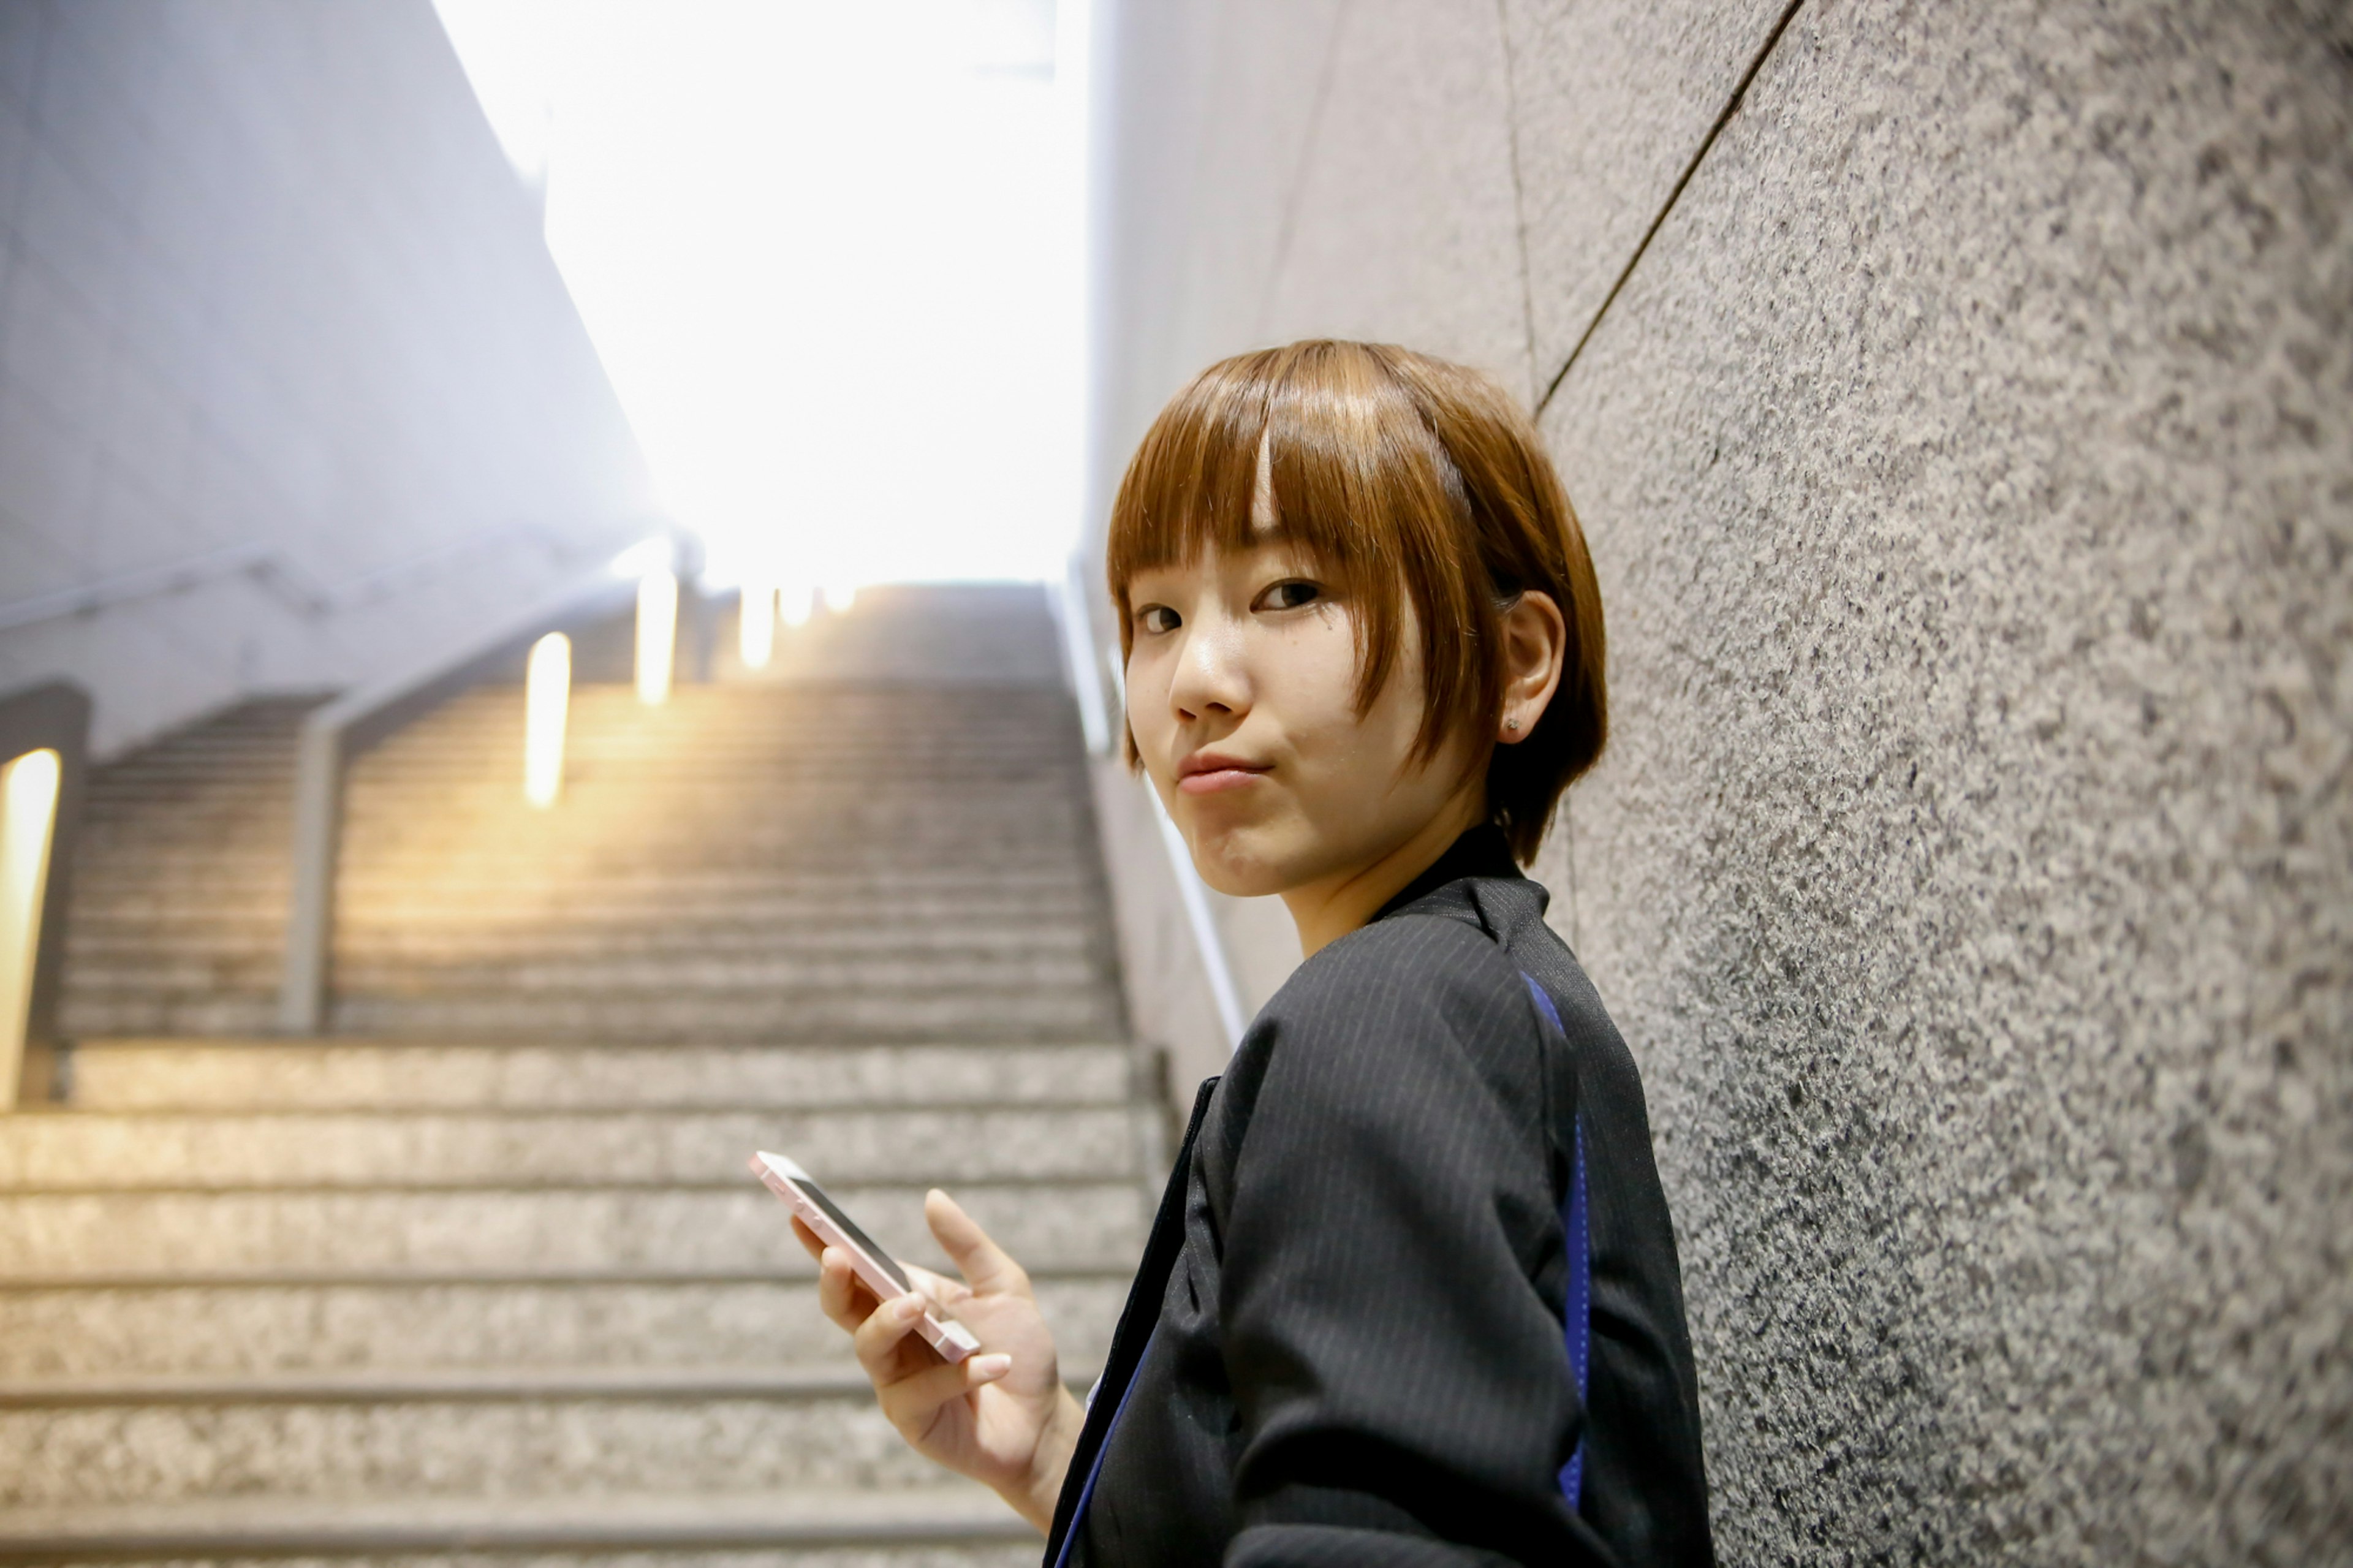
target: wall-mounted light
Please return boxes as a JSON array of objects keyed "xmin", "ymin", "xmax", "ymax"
[
  {"xmin": 780, "ymin": 584, "xmax": 814, "ymax": 629},
  {"xmin": 0, "ymin": 748, "xmax": 61, "ymax": 1108},
  {"xmin": 823, "ymin": 583, "xmax": 857, "ymax": 615},
  {"xmin": 524, "ymin": 632, "xmax": 570, "ymax": 808},
  {"xmin": 740, "ymin": 583, "xmax": 776, "ymax": 670},
  {"xmin": 636, "ymin": 568, "xmax": 678, "ymax": 705}
]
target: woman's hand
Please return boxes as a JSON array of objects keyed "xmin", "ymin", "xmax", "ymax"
[{"xmin": 793, "ymin": 1188, "xmax": 1085, "ymax": 1533}]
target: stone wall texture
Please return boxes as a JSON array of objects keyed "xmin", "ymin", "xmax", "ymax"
[
  {"xmin": 1085, "ymin": 0, "xmax": 2352, "ymax": 1560},
  {"xmin": 0, "ymin": 1, "xmax": 652, "ymax": 753}
]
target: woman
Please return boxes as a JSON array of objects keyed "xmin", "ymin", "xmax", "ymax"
[{"xmin": 800, "ymin": 341, "xmax": 1713, "ymax": 1565}]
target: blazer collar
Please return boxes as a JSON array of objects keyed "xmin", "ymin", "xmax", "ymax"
[{"xmin": 1372, "ymin": 822, "xmax": 1527, "ymax": 925}]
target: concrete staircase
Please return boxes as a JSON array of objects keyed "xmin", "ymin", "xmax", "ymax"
[
  {"xmin": 2, "ymin": 587, "xmax": 1147, "ymax": 1566},
  {"xmin": 54, "ymin": 694, "xmax": 330, "ymax": 1039},
  {"xmin": 330, "ymin": 682, "xmax": 1121, "ymax": 1043}
]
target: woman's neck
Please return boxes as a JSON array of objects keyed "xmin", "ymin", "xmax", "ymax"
[{"xmin": 1281, "ymin": 787, "xmax": 1487, "ymax": 958}]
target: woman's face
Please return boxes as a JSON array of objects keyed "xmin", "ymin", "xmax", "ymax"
[{"xmin": 1123, "ymin": 534, "xmax": 1479, "ymax": 904}]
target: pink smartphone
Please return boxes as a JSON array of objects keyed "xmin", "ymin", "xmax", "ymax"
[{"xmin": 749, "ymin": 1151, "xmax": 981, "ymax": 1363}]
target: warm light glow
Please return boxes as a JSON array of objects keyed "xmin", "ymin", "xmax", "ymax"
[
  {"xmin": 524, "ymin": 633, "xmax": 571, "ymax": 808},
  {"xmin": 780, "ymin": 584, "xmax": 814, "ymax": 629},
  {"xmin": 738, "ymin": 583, "xmax": 776, "ymax": 669},
  {"xmin": 0, "ymin": 748, "xmax": 61, "ymax": 1109},
  {"xmin": 637, "ymin": 568, "xmax": 678, "ymax": 704},
  {"xmin": 824, "ymin": 583, "xmax": 857, "ymax": 615}
]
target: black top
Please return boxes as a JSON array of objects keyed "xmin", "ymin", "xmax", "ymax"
[{"xmin": 1045, "ymin": 826, "xmax": 1713, "ymax": 1567}]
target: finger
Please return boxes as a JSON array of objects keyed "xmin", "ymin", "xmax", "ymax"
[
  {"xmin": 877, "ymin": 1353, "xmax": 1014, "ymax": 1436},
  {"xmin": 925, "ymin": 1189, "xmax": 1030, "ymax": 1296},
  {"xmin": 817, "ymin": 1246, "xmax": 882, "ymax": 1333},
  {"xmin": 789, "ymin": 1216, "xmax": 827, "ymax": 1263},
  {"xmin": 852, "ymin": 1290, "xmax": 930, "ymax": 1379},
  {"xmin": 901, "ymin": 1262, "xmax": 971, "ymax": 1311}
]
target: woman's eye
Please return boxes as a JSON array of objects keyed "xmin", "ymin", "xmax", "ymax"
[
  {"xmin": 1136, "ymin": 605, "xmax": 1180, "ymax": 634},
  {"xmin": 1256, "ymin": 580, "xmax": 1324, "ymax": 612}
]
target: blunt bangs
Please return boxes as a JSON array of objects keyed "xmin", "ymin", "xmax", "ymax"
[{"xmin": 1105, "ymin": 339, "xmax": 1607, "ymax": 863}]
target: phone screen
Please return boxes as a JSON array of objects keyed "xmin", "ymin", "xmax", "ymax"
[{"xmin": 797, "ymin": 1174, "xmax": 912, "ymax": 1295}]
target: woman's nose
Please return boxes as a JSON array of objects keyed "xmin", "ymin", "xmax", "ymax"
[{"xmin": 1170, "ymin": 621, "xmax": 1247, "ymax": 722}]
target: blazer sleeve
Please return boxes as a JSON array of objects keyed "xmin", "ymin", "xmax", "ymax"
[{"xmin": 1210, "ymin": 915, "xmax": 1624, "ymax": 1568}]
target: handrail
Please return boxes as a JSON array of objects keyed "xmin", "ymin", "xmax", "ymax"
[
  {"xmin": 276, "ymin": 569, "xmax": 638, "ymax": 1033},
  {"xmin": 0, "ymin": 523, "xmax": 604, "ymax": 637},
  {"xmin": 1092, "ymin": 623, "xmax": 1249, "ymax": 1051},
  {"xmin": 1151, "ymin": 787, "xmax": 1249, "ymax": 1050},
  {"xmin": 0, "ymin": 543, "xmax": 297, "ymax": 633},
  {"xmin": 1048, "ymin": 564, "xmax": 1113, "ymax": 756}
]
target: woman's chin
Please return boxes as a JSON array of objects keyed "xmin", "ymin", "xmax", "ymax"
[{"xmin": 1188, "ymin": 833, "xmax": 1297, "ymax": 901}]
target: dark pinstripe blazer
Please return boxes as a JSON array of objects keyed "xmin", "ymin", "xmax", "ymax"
[{"xmin": 1047, "ymin": 827, "xmax": 1713, "ymax": 1567}]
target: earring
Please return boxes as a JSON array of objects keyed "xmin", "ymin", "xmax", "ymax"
[{"xmin": 1504, "ymin": 716, "xmax": 1521, "ymax": 732}]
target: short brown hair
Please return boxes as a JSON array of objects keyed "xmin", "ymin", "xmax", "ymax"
[{"xmin": 1105, "ymin": 339, "xmax": 1606, "ymax": 863}]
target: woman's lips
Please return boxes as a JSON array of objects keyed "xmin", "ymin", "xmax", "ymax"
[
  {"xmin": 1177, "ymin": 765, "xmax": 1268, "ymax": 795},
  {"xmin": 1175, "ymin": 751, "xmax": 1271, "ymax": 795}
]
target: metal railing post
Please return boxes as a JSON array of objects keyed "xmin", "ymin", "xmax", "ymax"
[
  {"xmin": 277, "ymin": 718, "xmax": 344, "ymax": 1034},
  {"xmin": 0, "ymin": 682, "xmax": 91, "ymax": 1105}
]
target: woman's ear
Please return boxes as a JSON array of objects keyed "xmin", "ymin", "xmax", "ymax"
[{"xmin": 1496, "ymin": 592, "xmax": 1567, "ymax": 745}]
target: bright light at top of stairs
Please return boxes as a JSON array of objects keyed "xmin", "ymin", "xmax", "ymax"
[
  {"xmin": 524, "ymin": 634, "xmax": 570, "ymax": 808},
  {"xmin": 607, "ymin": 537, "xmax": 673, "ymax": 579},
  {"xmin": 637, "ymin": 569, "xmax": 678, "ymax": 705},
  {"xmin": 0, "ymin": 746, "xmax": 60, "ymax": 1108},
  {"xmin": 740, "ymin": 584, "xmax": 776, "ymax": 670}
]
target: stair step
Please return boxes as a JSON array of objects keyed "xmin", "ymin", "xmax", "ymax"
[
  {"xmin": 0, "ymin": 1181, "xmax": 1148, "ymax": 1278},
  {"xmin": 62, "ymin": 991, "xmax": 1126, "ymax": 1043},
  {"xmin": 0, "ymin": 1388, "xmax": 1022, "ymax": 1506},
  {"xmin": 78, "ymin": 865, "xmax": 1101, "ymax": 898},
  {"xmin": 0, "ymin": 1488, "xmax": 1036, "ymax": 1559},
  {"xmin": 72, "ymin": 927, "xmax": 1100, "ymax": 965},
  {"xmin": 320, "ymin": 989, "xmax": 1123, "ymax": 1042},
  {"xmin": 0, "ymin": 1362, "xmax": 1103, "ymax": 1406},
  {"xmin": 59, "ymin": 1040, "xmax": 1134, "ymax": 1112},
  {"xmin": 0, "ymin": 1274, "xmax": 1131, "ymax": 1379},
  {"xmin": 0, "ymin": 1105, "xmax": 1143, "ymax": 1189},
  {"xmin": 332, "ymin": 953, "xmax": 1108, "ymax": 993},
  {"xmin": 69, "ymin": 952, "xmax": 1108, "ymax": 993},
  {"xmin": 63, "ymin": 893, "xmax": 1101, "ymax": 930},
  {"xmin": 58, "ymin": 997, "xmax": 282, "ymax": 1038}
]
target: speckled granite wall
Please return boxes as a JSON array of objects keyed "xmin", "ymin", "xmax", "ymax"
[
  {"xmin": 1091, "ymin": 1, "xmax": 2351, "ymax": 1558},
  {"xmin": 1542, "ymin": 0, "xmax": 2352, "ymax": 1559}
]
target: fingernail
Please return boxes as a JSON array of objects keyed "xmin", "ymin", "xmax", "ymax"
[
  {"xmin": 973, "ymin": 1354, "xmax": 1012, "ymax": 1379},
  {"xmin": 895, "ymin": 1295, "xmax": 924, "ymax": 1319}
]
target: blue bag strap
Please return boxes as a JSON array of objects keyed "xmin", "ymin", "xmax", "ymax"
[
  {"xmin": 1049, "ymin": 1326, "xmax": 1157, "ymax": 1568},
  {"xmin": 1522, "ymin": 971, "xmax": 1591, "ymax": 1509}
]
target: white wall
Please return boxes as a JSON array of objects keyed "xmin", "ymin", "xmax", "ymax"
[{"xmin": 0, "ymin": 1, "xmax": 653, "ymax": 756}]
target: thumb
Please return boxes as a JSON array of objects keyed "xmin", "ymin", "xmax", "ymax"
[{"xmin": 925, "ymin": 1188, "xmax": 1027, "ymax": 1295}]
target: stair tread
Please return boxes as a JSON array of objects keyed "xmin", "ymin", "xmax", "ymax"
[
  {"xmin": 0, "ymin": 1485, "xmax": 1033, "ymax": 1548},
  {"xmin": 0, "ymin": 1362, "xmax": 1099, "ymax": 1405}
]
